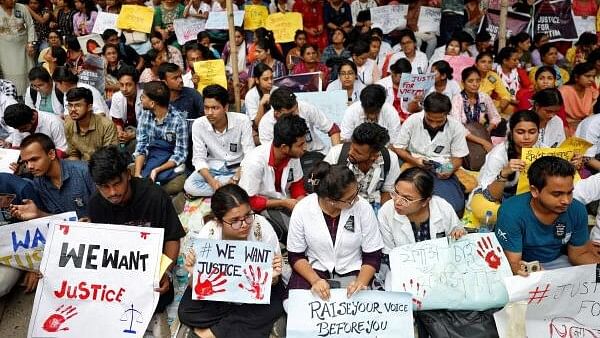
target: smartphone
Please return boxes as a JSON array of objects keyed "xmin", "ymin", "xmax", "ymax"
[{"xmin": 326, "ymin": 279, "xmax": 341, "ymax": 289}]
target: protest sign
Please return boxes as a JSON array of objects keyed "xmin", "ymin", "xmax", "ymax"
[
  {"xmin": 494, "ymin": 264, "xmax": 600, "ymax": 337},
  {"xmin": 370, "ymin": 5, "xmax": 408, "ymax": 34},
  {"xmin": 287, "ymin": 289, "xmax": 414, "ymax": 338},
  {"xmin": 92, "ymin": 12, "xmax": 120, "ymax": 35},
  {"xmin": 574, "ymin": 14, "xmax": 596, "ymax": 35},
  {"xmin": 116, "ymin": 5, "xmax": 154, "ymax": 33},
  {"xmin": 0, "ymin": 148, "xmax": 20, "ymax": 173},
  {"xmin": 193, "ymin": 59, "xmax": 228, "ymax": 93},
  {"xmin": 534, "ymin": 0, "xmax": 578, "ymax": 41},
  {"xmin": 265, "ymin": 12, "xmax": 303, "ymax": 43},
  {"xmin": 191, "ymin": 239, "xmax": 274, "ymax": 304},
  {"xmin": 417, "ymin": 6, "xmax": 441, "ymax": 34},
  {"xmin": 273, "ymin": 72, "xmax": 322, "ymax": 92},
  {"xmin": 174, "ymin": 18, "xmax": 206, "ymax": 45},
  {"xmin": 77, "ymin": 34, "xmax": 104, "ymax": 55},
  {"xmin": 479, "ymin": 9, "xmax": 531, "ymax": 43},
  {"xmin": 444, "ymin": 55, "xmax": 474, "ymax": 83},
  {"xmin": 296, "ymin": 90, "xmax": 347, "ymax": 147},
  {"xmin": 389, "ymin": 233, "xmax": 511, "ymax": 311},
  {"xmin": 205, "ymin": 11, "xmax": 245, "ymax": 30},
  {"xmin": 79, "ymin": 54, "xmax": 106, "ymax": 95},
  {"xmin": 244, "ymin": 5, "xmax": 269, "ymax": 31},
  {"xmin": 398, "ymin": 73, "xmax": 435, "ymax": 103},
  {"xmin": 560, "ymin": 136, "xmax": 593, "ymax": 155},
  {"xmin": 28, "ymin": 221, "xmax": 164, "ymax": 338},
  {"xmin": 0, "ymin": 213, "xmax": 77, "ymax": 271}
]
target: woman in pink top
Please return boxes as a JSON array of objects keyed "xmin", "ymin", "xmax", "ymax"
[
  {"xmin": 72, "ymin": 0, "xmax": 97, "ymax": 36},
  {"xmin": 559, "ymin": 62, "xmax": 598, "ymax": 134}
]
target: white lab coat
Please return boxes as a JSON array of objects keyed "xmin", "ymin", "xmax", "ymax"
[
  {"xmin": 62, "ymin": 82, "xmax": 109, "ymax": 116},
  {"xmin": 239, "ymin": 142, "xmax": 304, "ymax": 199},
  {"xmin": 24, "ymin": 82, "xmax": 64, "ymax": 116},
  {"xmin": 573, "ymin": 173, "xmax": 600, "ymax": 241},
  {"xmin": 340, "ymin": 100, "xmax": 402, "ymax": 147},
  {"xmin": 287, "ymin": 193, "xmax": 383, "ymax": 274},
  {"xmin": 109, "ymin": 89, "xmax": 143, "ymax": 125}
]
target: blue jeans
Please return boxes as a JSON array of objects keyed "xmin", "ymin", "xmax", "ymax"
[{"xmin": 184, "ymin": 165, "xmax": 236, "ymax": 197}]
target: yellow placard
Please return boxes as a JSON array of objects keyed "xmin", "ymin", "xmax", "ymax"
[
  {"xmin": 559, "ymin": 137, "xmax": 593, "ymax": 155},
  {"xmin": 193, "ymin": 59, "xmax": 228, "ymax": 93},
  {"xmin": 159, "ymin": 254, "xmax": 173, "ymax": 278},
  {"xmin": 244, "ymin": 5, "xmax": 269, "ymax": 31},
  {"xmin": 516, "ymin": 146, "xmax": 583, "ymax": 194},
  {"xmin": 265, "ymin": 12, "xmax": 303, "ymax": 43},
  {"xmin": 116, "ymin": 5, "xmax": 155, "ymax": 34}
]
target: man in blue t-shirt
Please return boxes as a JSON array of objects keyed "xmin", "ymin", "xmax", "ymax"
[{"xmin": 496, "ymin": 156, "xmax": 599, "ymax": 276}]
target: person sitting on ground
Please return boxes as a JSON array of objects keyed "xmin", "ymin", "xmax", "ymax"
[
  {"xmin": 532, "ymin": 88, "xmax": 566, "ymax": 148},
  {"xmin": 24, "ymin": 66, "xmax": 64, "ymax": 117},
  {"xmin": 52, "ymin": 65, "xmax": 110, "ymax": 116},
  {"xmin": 326, "ymin": 60, "xmax": 364, "ymax": 105},
  {"xmin": 109, "ymin": 65, "xmax": 142, "ymax": 157},
  {"xmin": 157, "ymin": 62, "xmax": 204, "ymax": 119}
]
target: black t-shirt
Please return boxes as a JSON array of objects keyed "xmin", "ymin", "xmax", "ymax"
[{"xmin": 89, "ymin": 177, "xmax": 185, "ymax": 242}]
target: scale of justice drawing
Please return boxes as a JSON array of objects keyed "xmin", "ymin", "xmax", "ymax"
[{"xmin": 121, "ymin": 304, "xmax": 144, "ymax": 334}]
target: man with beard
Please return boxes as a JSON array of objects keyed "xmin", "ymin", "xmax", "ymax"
[
  {"xmin": 497, "ymin": 156, "xmax": 600, "ymax": 276},
  {"xmin": 324, "ymin": 122, "xmax": 400, "ymax": 210},
  {"xmin": 64, "ymin": 87, "xmax": 118, "ymax": 161},
  {"xmin": 158, "ymin": 63, "xmax": 204, "ymax": 119}
]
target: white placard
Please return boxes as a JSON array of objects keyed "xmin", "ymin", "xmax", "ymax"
[
  {"xmin": 174, "ymin": 18, "xmax": 206, "ymax": 45},
  {"xmin": 417, "ymin": 6, "xmax": 441, "ymax": 34},
  {"xmin": 205, "ymin": 11, "xmax": 245, "ymax": 30},
  {"xmin": 370, "ymin": 5, "xmax": 408, "ymax": 34},
  {"xmin": 0, "ymin": 148, "xmax": 20, "ymax": 173},
  {"xmin": 92, "ymin": 12, "xmax": 121, "ymax": 35}
]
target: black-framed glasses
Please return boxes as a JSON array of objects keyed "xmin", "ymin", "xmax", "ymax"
[
  {"xmin": 390, "ymin": 189, "xmax": 423, "ymax": 207},
  {"xmin": 221, "ymin": 213, "xmax": 255, "ymax": 230}
]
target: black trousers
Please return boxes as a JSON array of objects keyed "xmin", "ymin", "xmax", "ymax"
[{"xmin": 178, "ymin": 282, "xmax": 285, "ymax": 338}]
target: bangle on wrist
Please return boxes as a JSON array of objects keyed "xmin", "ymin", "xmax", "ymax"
[{"xmin": 496, "ymin": 173, "xmax": 508, "ymax": 182}]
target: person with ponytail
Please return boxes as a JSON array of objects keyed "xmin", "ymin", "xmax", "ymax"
[
  {"xmin": 178, "ymin": 184, "xmax": 284, "ymax": 338},
  {"xmin": 286, "ymin": 162, "xmax": 383, "ymax": 301},
  {"xmin": 532, "ymin": 88, "xmax": 566, "ymax": 147}
]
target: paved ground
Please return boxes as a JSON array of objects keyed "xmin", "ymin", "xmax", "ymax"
[{"xmin": 0, "ymin": 288, "xmax": 35, "ymax": 338}]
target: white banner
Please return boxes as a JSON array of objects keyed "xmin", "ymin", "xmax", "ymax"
[
  {"xmin": 287, "ymin": 289, "xmax": 414, "ymax": 338},
  {"xmin": 28, "ymin": 221, "xmax": 164, "ymax": 338},
  {"xmin": 370, "ymin": 5, "xmax": 408, "ymax": 34},
  {"xmin": 495, "ymin": 264, "xmax": 600, "ymax": 337},
  {"xmin": 389, "ymin": 233, "xmax": 512, "ymax": 311},
  {"xmin": 92, "ymin": 12, "xmax": 120, "ymax": 35},
  {"xmin": 417, "ymin": 6, "xmax": 441, "ymax": 34},
  {"xmin": 174, "ymin": 18, "xmax": 205, "ymax": 45},
  {"xmin": 205, "ymin": 11, "xmax": 245, "ymax": 30},
  {"xmin": 0, "ymin": 212, "xmax": 77, "ymax": 271}
]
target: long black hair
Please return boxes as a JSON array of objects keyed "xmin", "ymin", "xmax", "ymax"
[
  {"xmin": 211, "ymin": 184, "xmax": 250, "ymax": 221},
  {"xmin": 310, "ymin": 162, "xmax": 357, "ymax": 201},
  {"xmin": 507, "ymin": 110, "xmax": 540, "ymax": 160}
]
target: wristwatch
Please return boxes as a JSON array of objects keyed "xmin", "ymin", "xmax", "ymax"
[{"xmin": 495, "ymin": 173, "xmax": 508, "ymax": 182}]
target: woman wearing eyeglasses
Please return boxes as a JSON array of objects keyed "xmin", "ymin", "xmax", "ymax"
[
  {"xmin": 178, "ymin": 184, "xmax": 284, "ymax": 338},
  {"xmin": 286, "ymin": 162, "xmax": 383, "ymax": 302}
]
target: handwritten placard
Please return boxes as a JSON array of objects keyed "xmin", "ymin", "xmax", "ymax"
[
  {"xmin": 0, "ymin": 212, "xmax": 77, "ymax": 271},
  {"xmin": 370, "ymin": 5, "xmax": 408, "ymax": 34},
  {"xmin": 116, "ymin": 5, "xmax": 154, "ymax": 34},
  {"xmin": 389, "ymin": 233, "xmax": 511, "ymax": 311},
  {"xmin": 398, "ymin": 73, "xmax": 435, "ymax": 102},
  {"xmin": 174, "ymin": 18, "xmax": 206, "ymax": 45},
  {"xmin": 0, "ymin": 148, "xmax": 20, "ymax": 173},
  {"xmin": 191, "ymin": 239, "xmax": 274, "ymax": 304},
  {"xmin": 265, "ymin": 12, "xmax": 303, "ymax": 43},
  {"xmin": 417, "ymin": 6, "xmax": 441, "ymax": 34},
  {"xmin": 287, "ymin": 289, "xmax": 414, "ymax": 338},
  {"xmin": 92, "ymin": 12, "xmax": 120, "ymax": 35},
  {"xmin": 193, "ymin": 59, "xmax": 228, "ymax": 93},
  {"xmin": 28, "ymin": 221, "xmax": 164, "ymax": 338},
  {"xmin": 244, "ymin": 5, "xmax": 268, "ymax": 31},
  {"xmin": 205, "ymin": 10, "xmax": 245, "ymax": 30},
  {"xmin": 494, "ymin": 264, "xmax": 600, "ymax": 337}
]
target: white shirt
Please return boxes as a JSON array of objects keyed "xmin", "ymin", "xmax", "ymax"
[
  {"xmin": 340, "ymin": 101, "xmax": 402, "ymax": 146},
  {"xmin": 575, "ymin": 113, "xmax": 600, "ymax": 156},
  {"xmin": 386, "ymin": 50, "xmax": 429, "ymax": 75},
  {"xmin": 356, "ymin": 58, "xmax": 379, "ymax": 85},
  {"xmin": 539, "ymin": 115, "xmax": 565, "ymax": 148},
  {"xmin": 327, "ymin": 79, "xmax": 364, "ymax": 104},
  {"xmin": 377, "ymin": 41, "xmax": 392, "ymax": 71},
  {"xmin": 397, "ymin": 112, "xmax": 469, "ymax": 164},
  {"xmin": 426, "ymin": 80, "xmax": 462, "ymax": 101},
  {"xmin": 573, "ymin": 173, "xmax": 600, "ymax": 241},
  {"xmin": 6, "ymin": 111, "xmax": 68, "ymax": 152},
  {"xmin": 24, "ymin": 82, "xmax": 64, "ymax": 116},
  {"xmin": 474, "ymin": 142, "xmax": 519, "ymax": 193},
  {"xmin": 350, "ymin": 0, "xmax": 377, "ymax": 25},
  {"xmin": 258, "ymin": 101, "xmax": 334, "ymax": 154},
  {"xmin": 191, "ymin": 112, "xmax": 254, "ymax": 171},
  {"xmin": 378, "ymin": 195, "xmax": 463, "ymax": 254},
  {"xmin": 109, "ymin": 89, "xmax": 143, "ymax": 126},
  {"xmin": 244, "ymin": 86, "xmax": 277, "ymax": 121},
  {"xmin": 287, "ymin": 193, "xmax": 383, "ymax": 274},
  {"xmin": 0, "ymin": 93, "xmax": 17, "ymax": 140},
  {"xmin": 324, "ymin": 143, "xmax": 401, "ymax": 204},
  {"xmin": 239, "ymin": 142, "xmax": 304, "ymax": 199},
  {"xmin": 183, "ymin": 70, "xmax": 194, "ymax": 89},
  {"xmin": 63, "ymin": 83, "xmax": 110, "ymax": 116},
  {"xmin": 375, "ymin": 76, "xmax": 410, "ymax": 113}
]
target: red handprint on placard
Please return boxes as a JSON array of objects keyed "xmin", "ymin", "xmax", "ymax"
[
  {"xmin": 42, "ymin": 305, "xmax": 77, "ymax": 332},
  {"xmin": 238, "ymin": 265, "xmax": 269, "ymax": 300},
  {"xmin": 194, "ymin": 269, "xmax": 227, "ymax": 299},
  {"xmin": 402, "ymin": 279, "xmax": 426, "ymax": 309},
  {"xmin": 476, "ymin": 235, "xmax": 503, "ymax": 269}
]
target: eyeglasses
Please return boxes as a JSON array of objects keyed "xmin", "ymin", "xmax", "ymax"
[
  {"xmin": 331, "ymin": 187, "xmax": 360, "ymax": 207},
  {"xmin": 390, "ymin": 190, "xmax": 423, "ymax": 207},
  {"xmin": 221, "ymin": 213, "xmax": 255, "ymax": 230},
  {"xmin": 339, "ymin": 71, "xmax": 355, "ymax": 77}
]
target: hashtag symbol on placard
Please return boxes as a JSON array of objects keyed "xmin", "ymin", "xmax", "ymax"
[
  {"xmin": 527, "ymin": 283, "xmax": 551, "ymax": 304},
  {"xmin": 198, "ymin": 242, "xmax": 212, "ymax": 258}
]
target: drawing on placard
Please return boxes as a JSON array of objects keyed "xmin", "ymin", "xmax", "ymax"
[
  {"xmin": 120, "ymin": 303, "xmax": 144, "ymax": 334},
  {"xmin": 238, "ymin": 265, "xmax": 269, "ymax": 300},
  {"xmin": 476, "ymin": 235, "xmax": 503, "ymax": 269},
  {"xmin": 549, "ymin": 317, "xmax": 600, "ymax": 338},
  {"xmin": 402, "ymin": 279, "xmax": 427, "ymax": 309},
  {"xmin": 194, "ymin": 269, "xmax": 227, "ymax": 299},
  {"xmin": 42, "ymin": 305, "xmax": 78, "ymax": 332}
]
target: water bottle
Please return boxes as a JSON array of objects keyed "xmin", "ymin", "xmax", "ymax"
[{"xmin": 479, "ymin": 210, "xmax": 494, "ymax": 233}]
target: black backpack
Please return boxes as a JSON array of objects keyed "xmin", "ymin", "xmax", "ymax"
[
  {"xmin": 29, "ymin": 85, "xmax": 64, "ymax": 107},
  {"xmin": 336, "ymin": 142, "xmax": 391, "ymax": 179}
]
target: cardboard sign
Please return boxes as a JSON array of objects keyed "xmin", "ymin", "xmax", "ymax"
[
  {"xmin": 296, "ymin": 90, "xmax": 347, "ymax": 147},
  {"xmin": 398, "ymin": 73, "xmax": 435, "ymax": 102},
  {"xmin": 574, "ymin": 14, "xmax": 596, "ymax": 35},
  {"xmin": 27, "ymin": 221, "xmax": 164, "ymax": 338},
  {"xmin": 0, "ymin": 148, "xmax": 20, "ymax": 173},
  {"xmin": 534, "ymin": 0, "xmax": 578, "ymax": 41},
  {"xmin": 417, "ymin": 6, "xmax": 441, "ymax": 34},
  {"xmin": 79, "ymin": 54, "xmax": 106, "ymax": 96},
  {"xmin": 92, "ymin": 12, "xmax": 120, "ymax": 35},
  {"xmin": 174, "ymin": 18, "xmax": 206, "ymax": 45},
  {"xmin": 77, "ymin": 34, "xmax": 104, "ymax": 56},
  {"xmin": 287, "ymin": 289, "xmax": 414, "ymax": 338},
  {"xmin": 191, "ymin": 239, "xmax": 274, "ymax": 304},
  {"xmin": 273, "ymin": 72, "xmax": 322, "ymax": 92},
  {"xmin": 193, "ymin": 59, "xmax": 228, "ymax": 93},
  {"xmin": 479, "ymin": 9, "xmax": 531, "ymax": 43},
  {"xmin": 494, "ymin": 264, "xmax": 600, "ymax": 337},
  {"xmin": 370, "ymin": 5, "xmax": 408, "ymax": 34},
  {"xmin": 116, "ymin": 5, "xmax": 154, "ymax": 34},
  {"xmin": 265, "ymin": 12, "xmax": 303, "ymax": 43},
  {"xmin": 0, "ymin": 212, "xmax": 77, "ymax": 271},
  {"xmin": 205, "ymin": 11, "xmax": 245, "ymax": 30},
  {"xmin": 244, "ymin": 5, "xmax": 269, "ymax": 31},
  {"xmin": 389, "ymin": 233, "xmax": 512, "ymax": 311}
]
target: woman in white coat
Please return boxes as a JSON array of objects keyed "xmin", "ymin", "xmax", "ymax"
[
  {"xmin": 287, "ymin": 162, "xmax": 383, "ymax": 301},
  {"xmin": 375, "ymin": 167, "xmax": 465, "ymax": 289}
]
